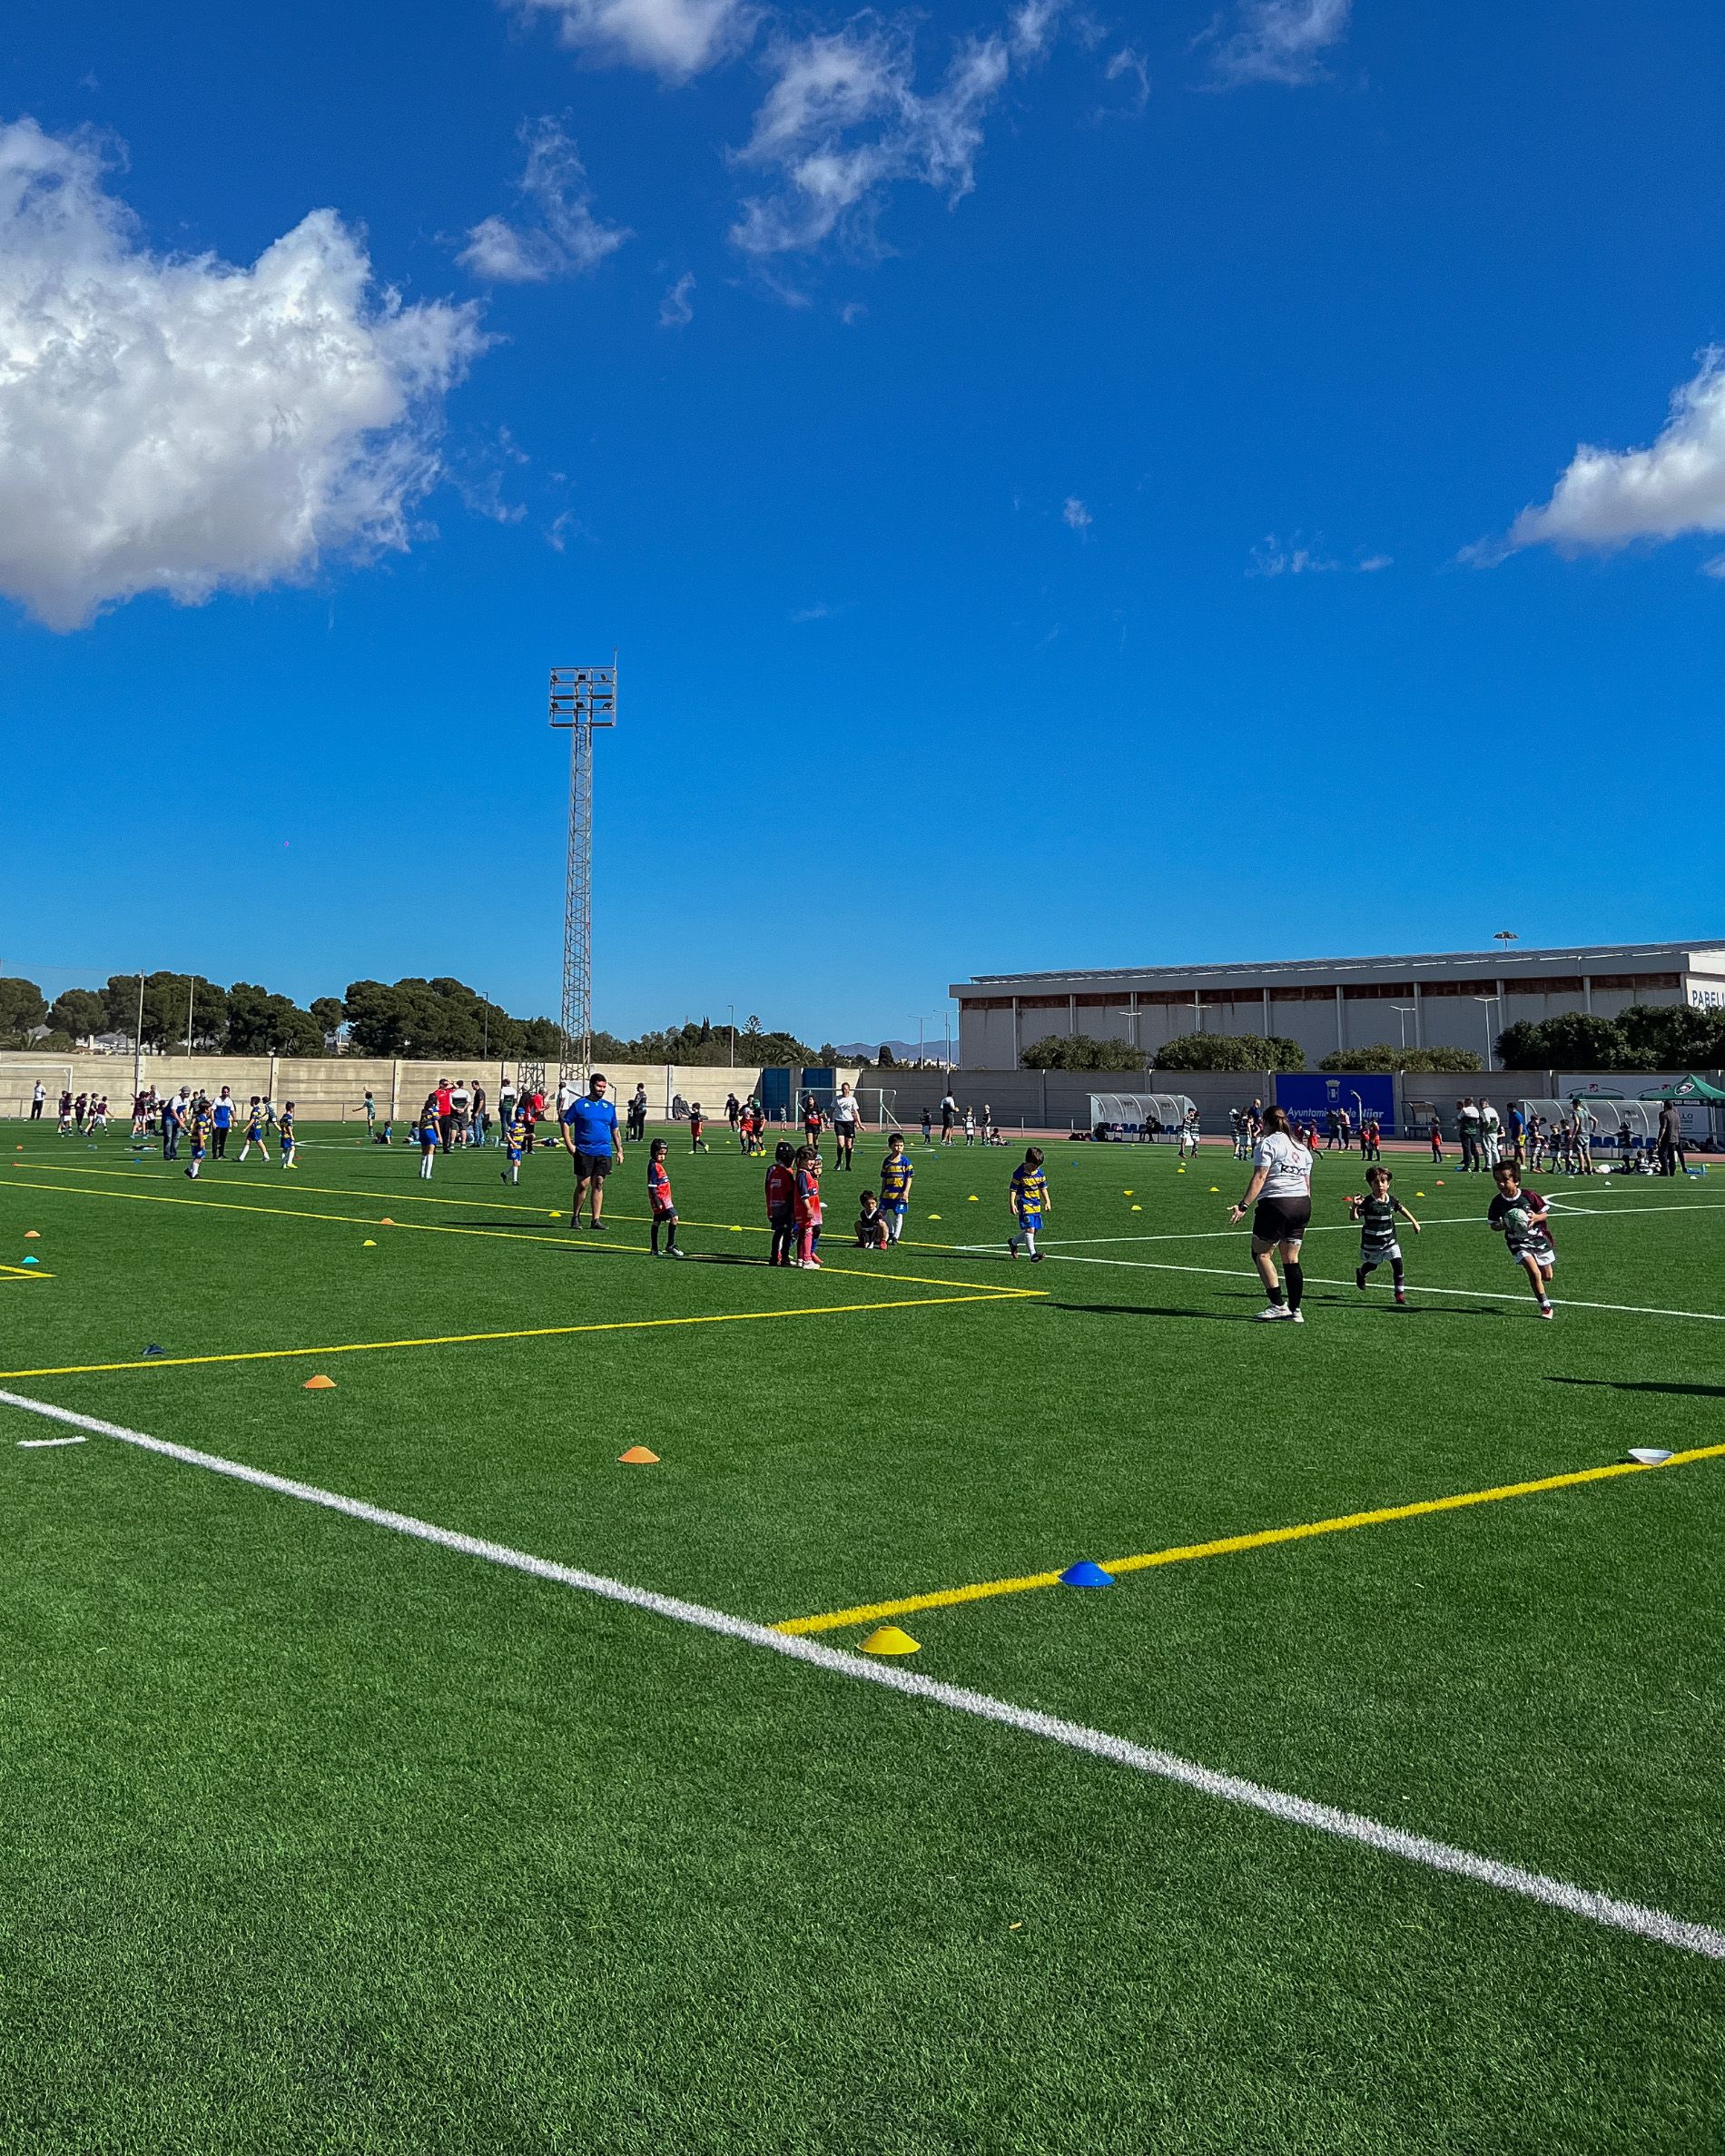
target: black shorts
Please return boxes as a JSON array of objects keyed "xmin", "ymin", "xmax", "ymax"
[
  {"xmin": 1253, "ymin": 1194, "xmax": 1311, "ymax": 1246},
  {"xmin": 573, "ymin": 1149, "xmax": 613, "ymax": 1180}
]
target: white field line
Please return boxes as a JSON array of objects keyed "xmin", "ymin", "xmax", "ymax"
[
  {"xmin": 17, "ymin": 1433, "xmax": 84, "ymax": 1447},
  {"xmin": 3, "ymin": 1386, "xmax": 1720, "ymax": 1964},
  {"xmin": 952, "ymin": 1249, "xmax": 1725, "ymax": 1324},
  {"xmin": 1038, "ymin": 1198, "xmax": 1725, "ymax": 1249}
]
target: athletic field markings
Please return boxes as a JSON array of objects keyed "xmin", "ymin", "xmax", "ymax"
[
  {"xmin": 0, "ymin": 1286, "xmax": 1040, "ymax": 1383},
  {"xmin": 3, "ymin": 1386, "xmax": 1717, "ymax": 1964},
  {"xmin": 951, "ymin": 1246, "xmax": 1725, "ymax": 1324},
  {"xmin": 0, "ymin": 1175, "xmax": 1020, "ymax": 1300},
  {"xmin": 774, "ymin": 1443, "xmax": 1725, "ymax": 1636}
]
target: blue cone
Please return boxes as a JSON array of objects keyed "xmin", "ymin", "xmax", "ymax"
[
  {"xmin": 1060, "ymin": 1560, "xmax": 1113, "ymax": 1589},
  {"xmin": 21, "ymin": 1255, "xmax": 39, "ymax": 1266},
  {"xmin": 143, "ymin": 1344, "xmax": 163, "ymax": 1356}
]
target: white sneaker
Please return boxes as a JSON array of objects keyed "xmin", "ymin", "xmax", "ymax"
[
  {"xmin": 1289, "ymin": 1308, "xmax": 1305, "ymax": 1323},
  {"xmin": 1254, "ymin": 1305, "xmax": 1291, "ymax": 1321}
]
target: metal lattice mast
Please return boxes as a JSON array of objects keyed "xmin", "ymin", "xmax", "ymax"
[{"xmin": 548, "ymin": 657, "xmax": 617, "ymax": 1087}]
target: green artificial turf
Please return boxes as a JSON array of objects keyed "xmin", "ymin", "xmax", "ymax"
[{"xmin": 2, "ymin": 1120, "xmax": 1721, "ymax": 2151}]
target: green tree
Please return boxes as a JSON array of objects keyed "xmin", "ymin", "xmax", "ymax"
[
  {"xmin": 1497, "ymin": 1011, "xmax": 1633, "ymax": 1070},
  {"xmin": 876, "ymin": 1043, "xmax": 896, "ymax": 1068},
  {"xmin": 0, "ymin": 976, "xmax": 47, "ymax": 1047},
  {"xmin": 310, "ymin": 997, "xmax": 346, "ymax": 1047},
  {"xmin": 1020, "ymin": 1034, "xmax": 1142, "ymax": 1071},
  {"xmin": 47, "ymin": 987, "xmax": 109, "ymax": 1043},
  {"xmin": 1319, "ymin": 1043, "xmax": 1482, "ymax": 1074},
  {"xmin": 1616, "ymin": 1001, "xmax": 1725, "ymax": 1068},
  {"xmin": 1155, "ymin": 1032, "xmax": 1304, "ymax": 1073}
]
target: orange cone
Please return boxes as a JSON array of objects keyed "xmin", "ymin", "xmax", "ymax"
[
  {"xmin": 379, "ymin": 1216, "xmax": 395, "ymax": 1226},
  {"xmin": 302, "ymin": 1374, "xmax": 337, "ymax": 1391},
  {"xmin": 24, "ymin": 1229, "xmax": 39, "ymax": 1238},
  {"xmin": 617, "ymin": 1444, "xmax": 659, "ymax": 1464}
]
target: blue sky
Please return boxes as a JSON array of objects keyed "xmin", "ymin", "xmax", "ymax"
[{"xmin": 5, "ymin": 0, "xmax": 1724, "ymax": 1044}]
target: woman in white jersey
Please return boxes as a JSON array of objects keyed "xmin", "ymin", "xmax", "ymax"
[
  {"xmin": 830, "ymin": 1081, "xmax": 862, "ymax": 1171},
  {"xmin": 1228, "ymin": 1104, "xmax": 1314, "ymax": 1322}
]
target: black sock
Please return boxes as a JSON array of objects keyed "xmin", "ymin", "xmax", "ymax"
[
  {"xmin": 651, "ymin": 1223, "xmax": 662, "ymax": 1253},
  {"xmin": 1286, "ymin": 1262, "xmax": 1304, "ymax": 1312},
  {"xmin": 1268, "ymin": 1283, "xmax": 1286, "ymax": 1306}
]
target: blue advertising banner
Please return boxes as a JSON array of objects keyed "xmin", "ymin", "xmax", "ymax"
[{"xmin": 1275, "ymin": 1073, "xmax": 1398, "ymax": 1137}]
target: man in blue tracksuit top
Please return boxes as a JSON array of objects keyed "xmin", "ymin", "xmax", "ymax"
[{"xmin": 560, "ymin": 1072, "xmax": 620, "ymax": 1231}]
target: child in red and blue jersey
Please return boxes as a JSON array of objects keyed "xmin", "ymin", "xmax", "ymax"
[
  {"xmin": 647, "ymin": 1138, "xmax": 684, "ymax": 1257},
  {"xmin": 794, "ymin": 1145, "xmax": 823, "ymax": 1269},
  {"xmin": 765, "ymin": 1142, "xmax": 797, "ymax": 1266}
]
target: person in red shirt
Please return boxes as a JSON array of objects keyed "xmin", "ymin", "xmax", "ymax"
[
  {"xmin": 435, "ymin": 1079, "xmax": 454, "ymax": 1155},
  {"xmin": 764, "ymin": 1142, "xmax": 797, "ymax": 1266},
  {"xmin": 646, "ymin": 1138, "xmax": 684, "ymax": 1258},
  {"xmin": 794, "ymin": 1145, "xmax": 823, "ymax": 1269}
]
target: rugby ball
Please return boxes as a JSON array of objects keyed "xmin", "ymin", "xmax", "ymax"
[{"xmin": 1502, "ymin": 1206, "xmax": 1530, "ymax": 1236}]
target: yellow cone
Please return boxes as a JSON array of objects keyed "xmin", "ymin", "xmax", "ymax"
[
  {"xmin": 617, "ymin": 1444, "xmax": 659, "ymax": 1464},
  {"xmin": 302, "ymin": 1375, "xmax": 337, "ymax": 1391},
  {"xmin": 929, "ymin": 1213, "xmax": 941, "ymax": 1220},
  {"xmin": 1209, "ymin": 1186, "xmax": 1219, "ymax": 1193},
  {"xmin": 967, "ymin": 1195, "xmax": 978, "ymax": 1201},
  {"xmin": 362, "ymin": 1239, "xmax": 378, "ymax": 1246},
  {"xmin": 860, "ymin": 1624, "xmax": 920, "ymax": 1655},
  {"xmin": 1130, "ymin": 1204, "xmax": 1141, "ymax": 1211}
]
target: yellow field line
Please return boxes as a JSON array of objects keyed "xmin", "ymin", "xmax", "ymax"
[
  {"xmin": 773, "ymin": 1441, "xmax": 1725, "ymax": 1634},
  {"xmin": 0, "ymin": 1175, "xmax": 1025, "ymax": 1298},
  {"xmin": 0, "ymin": 1290, "xmax": 1040, "ymax": 1382}
]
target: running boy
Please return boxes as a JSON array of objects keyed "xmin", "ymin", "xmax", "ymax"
[
  {"xmin": 1007, "ymin": 1147, "xmax": 1050, "ymax": 1261},
  {"xmin": 646, "ymin": 1139, "xmax": 684, "ymax": 1257},
  {"xmin": 184, "ymin": 1097, "xmax": 213, "ymax": 1180},
  {"xmin": 1347, "ymin": 1166, "xmax": 1420, "ymax": 1305},
  {"xmin": 499, "ymin": 1096, "xmax": 528, "ymax": 1184},
  {"xmin": 878, "ymin": 1132, "xmax": 913, "ymax": 1244},
  {"xmin": 1488, "ymin": 1160, "xmax": 1557, "ymax": 1318},
  {"xmin": 855, "ymin": 1190, "xmax": 888, "ymax": 1249},
  {"xmin": 765, "ymin": 1141, "xmax": 797, "ymax": 1267}
]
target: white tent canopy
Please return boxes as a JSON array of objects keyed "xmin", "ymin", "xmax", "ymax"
[{"xmin": 1089, "ymin": 1092, "xmax": 1197, "ymax": 1139}]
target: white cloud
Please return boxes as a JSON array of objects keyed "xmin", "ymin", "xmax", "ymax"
[
  {"xmin": 1356, "ymin": 551, "xmax": 1393, "ymax": 572},
  {"xmin": 1062, "ymin": 495, "xmax": 1091, "ymax": 532},
  {"xmin": 1492, "ymin": 349, "xmax": 1725, "ymax": 564},
  {"xmin": 0, "ymin": 117, "xmax": 484, "ymax": 632},
  {"xmin": 516, "ymin": 0, "xmax": 750, "ymax": 79},
  {"xmin": 458, "ymin": 117, "xmax": 628, "ymax": 283},
  {"xmin": 1102, "ymin": 45, "xmax": 1150, "ymax": 113},
  {"xmin": 1249, "ymin": 533, "xmax": 1336, "ymax": 576},
  {"xmin": 1009, "ymin": 0, "xmax": 1065, "ymax": 61},
  {"xmin": 1704, "ymin": 553, "xmax": 1725, "ymax": 580},
  {"xmin": 1208, "ymin": 0, "xmax": 1350, "ymax": 87},
  {"xmin": 729, "ymin": 21, "xmax": 1021, "ymax": 257},
  {"xmin": 658, "ymin": 270, "xmax": 695, "ymax": 326}
]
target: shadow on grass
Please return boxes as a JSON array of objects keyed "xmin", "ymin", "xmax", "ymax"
[{"xmin": 1547, "ymin": 1376, "xmax": 1725, "ymax": 1400}]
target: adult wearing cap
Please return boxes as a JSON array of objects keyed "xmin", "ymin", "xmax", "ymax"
[{"xmin": 562, "ymin": 1072, "xmax": 619, "ymax": 1230}]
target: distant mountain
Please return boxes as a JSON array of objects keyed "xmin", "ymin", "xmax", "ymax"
[{"xmin": 834, "ymin": 1039, "xmax": 956, "ymax": 1067}]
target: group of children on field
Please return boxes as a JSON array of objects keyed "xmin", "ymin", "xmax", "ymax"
[{"xmin": 1345, "ymin": 1158, "xmax": 1557, "ymax": 1317}]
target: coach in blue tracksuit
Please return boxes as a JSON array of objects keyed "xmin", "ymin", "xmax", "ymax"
[{"xmin": 561, "ymin": 1073, "xmax": 619, "ymax": 1233}]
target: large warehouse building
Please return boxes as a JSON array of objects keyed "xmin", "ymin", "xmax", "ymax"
[{"xmin": 951, "ymin": 939, "xmax": 1725, "ymax": 1070}]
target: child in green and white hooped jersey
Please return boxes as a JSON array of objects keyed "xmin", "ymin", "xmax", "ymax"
[{"xmin": 1347, "ymin": 1164, "xmax": 1421, "ymax": 1306}]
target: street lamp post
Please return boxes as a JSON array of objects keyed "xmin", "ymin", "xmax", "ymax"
[
  {"xmin": 1473, "ymin": 995, "xmax": 1499, "ymax": 1073},
  {"xmin": 727, "ymin": 1003, "xmax": 735, "ymax": 1068},
  {"xmin": 912, "ymin": 1015, "xmax": 933, "ymax": 1068}
]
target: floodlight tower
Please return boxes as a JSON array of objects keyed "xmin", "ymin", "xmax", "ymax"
[{"xmin": 548, "ymin": 656, "xmax": 617, "ymax": 1087}]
